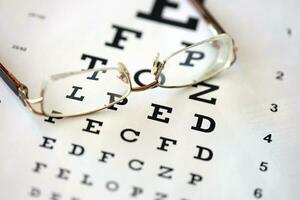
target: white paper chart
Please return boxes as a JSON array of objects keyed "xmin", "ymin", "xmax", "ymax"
[{"xmin": 0, "ymin": 0, "xmax": 299, "ymax": 199}]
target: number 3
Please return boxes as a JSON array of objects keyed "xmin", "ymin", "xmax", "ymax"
[{"xmin": 270, "ymin": 104, "xmax": 278, "ymax": 112}]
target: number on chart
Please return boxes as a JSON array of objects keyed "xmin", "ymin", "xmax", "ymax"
[
  {"xmin": 270, "ymin": 104, "xmax": 278, "ymax": 112},
  {"xmin": 276, "ymin": 71, "xmax": 284, "ymax": 80},
  {"xmin": 254, "ymin": 188, "xmax": 263, "ymax": 198},
  {"xmin": 259, "ymin": 162, "xmax": 268, "ymax": 172},
  {"xmin": 263, "ymin": 134, "xmax": 272, "ymax": 143}
]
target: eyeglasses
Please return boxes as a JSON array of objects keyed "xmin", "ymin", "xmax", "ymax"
[{"xmin": 0, "ymin": 0, "xmax": 237, "ymax": 118}]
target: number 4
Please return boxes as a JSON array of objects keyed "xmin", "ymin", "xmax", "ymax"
[{"xmin": 263, "ymin": 134, "xmax": 272, "ymax": 143}]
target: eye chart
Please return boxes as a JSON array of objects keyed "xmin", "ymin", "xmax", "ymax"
[{"xmin": 0, "ymin": 0, "xmax": 299, "ymax": 200}]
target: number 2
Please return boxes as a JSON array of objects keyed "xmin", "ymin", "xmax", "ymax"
[{"xmin": 276, "ymin": 71, "xmax": 284, "ymax": 80}]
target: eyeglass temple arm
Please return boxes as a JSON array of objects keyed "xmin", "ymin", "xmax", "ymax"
[
  {"xmin": 0, "ymin": 62, "xmax": 28, "ymax": 100},
  {"xmin": 190, "ymin": 0, "xmax": 225, "ymax": 35}
]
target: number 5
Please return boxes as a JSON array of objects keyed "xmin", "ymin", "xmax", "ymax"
[{"xmin": 259, "ymin": 162, "xmax": 268, "ymax": 172}]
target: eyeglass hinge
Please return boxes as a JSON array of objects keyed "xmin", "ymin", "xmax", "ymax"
[
  {"xmin": 152, "ymin": 54, "xmax": 165, "ymax": 78},
  {"xmin": 18, "ymin": 84, "xmax": 28, "ymax": 106}
]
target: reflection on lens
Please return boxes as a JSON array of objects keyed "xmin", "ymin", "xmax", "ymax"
[
  {"xmin": 159, "ymin": 34, "xmax": 234, "ymax": 87},
  {"xmin": 41, "ymin": 67, "xmax": 130, "ymax": 117}
]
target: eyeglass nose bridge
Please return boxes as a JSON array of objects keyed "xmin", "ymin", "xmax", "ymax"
[
  {"xmin": 131, "ymin": 80, "xmax": 159, "ymax": 92},
  {"xmin": 131, "ymin": 53, "xmax": 164, "ymax": 92}
]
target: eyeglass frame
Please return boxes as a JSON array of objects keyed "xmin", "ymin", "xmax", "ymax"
[{"xmin": 0, "ymin": 0, "xmax": 237, "ymax": 117}]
